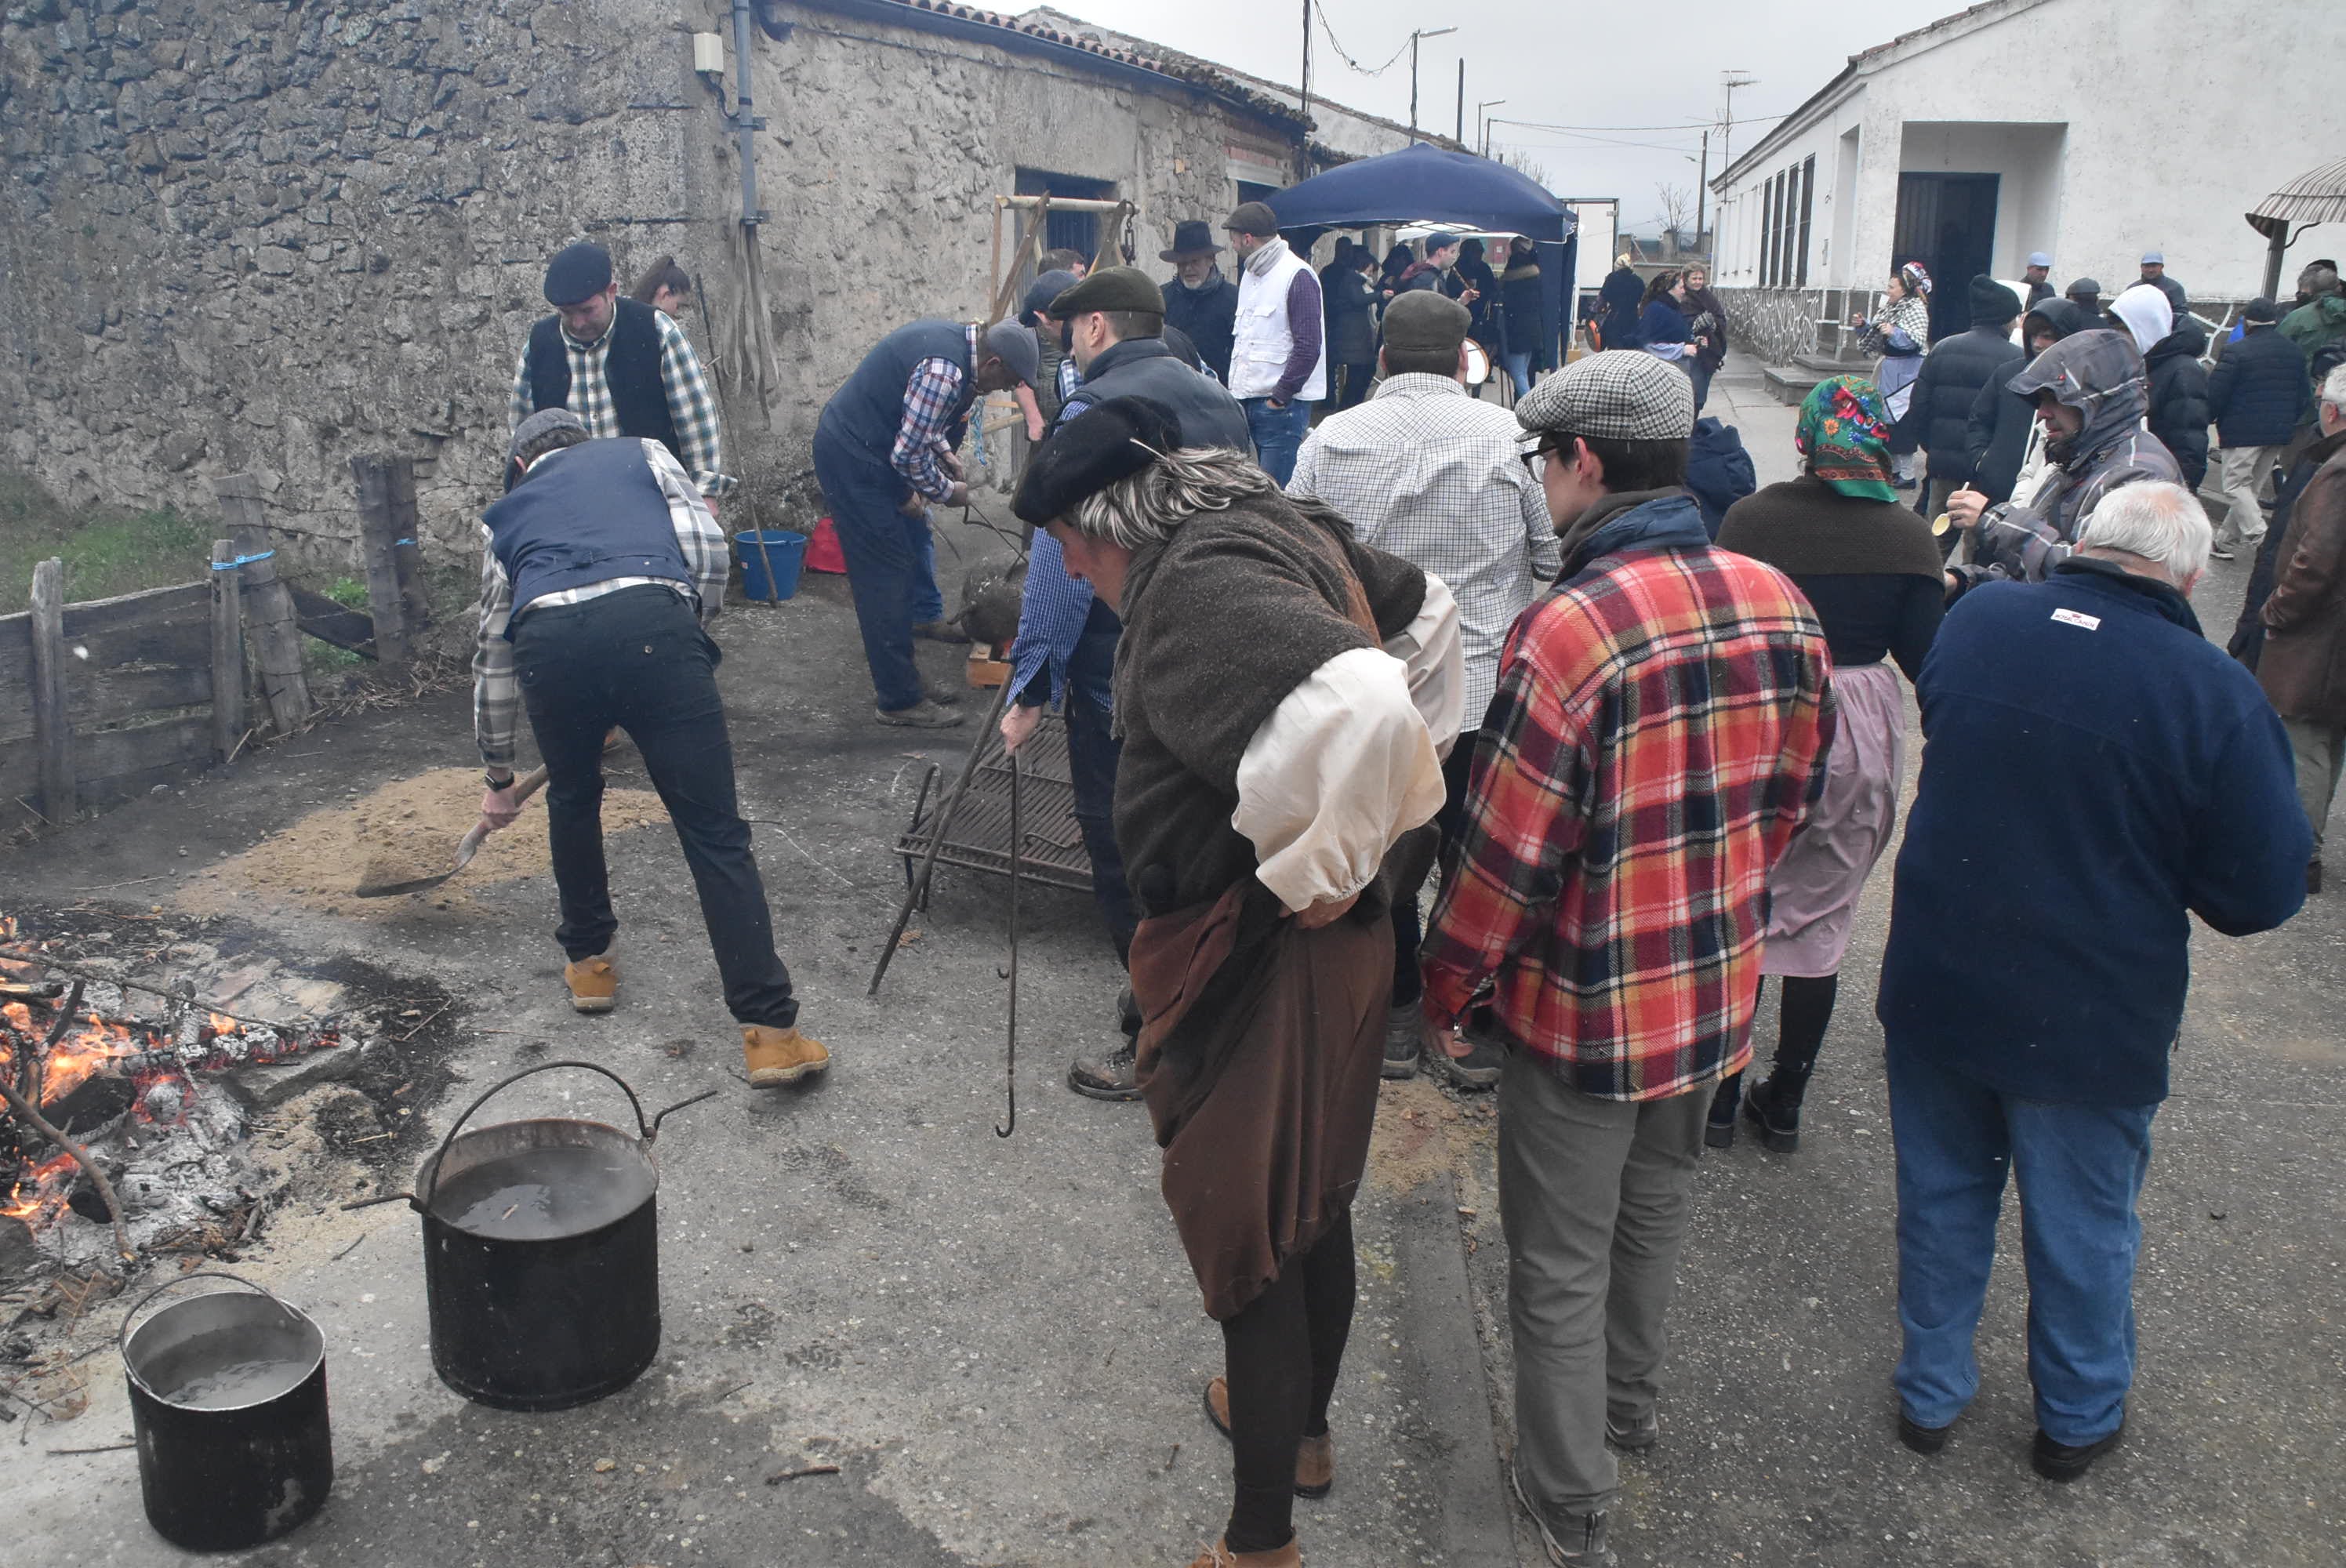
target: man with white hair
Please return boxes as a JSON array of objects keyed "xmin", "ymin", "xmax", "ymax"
[
  {"xmin": 1877, "ymin": 480, "xmax": 2306, "ymax": 1483},
  {"xmin": 2255, "ymin": 364, "xmax": 2346, "ymax": 891}
]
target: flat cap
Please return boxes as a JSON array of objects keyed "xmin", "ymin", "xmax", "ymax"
[
  {"xmin": 508, "ymin": 407, "xmax": 587, "ymax": 463},
  {"xmin": 2027, "ymin": 251, "xmax": 2053, "ymax": 268},
  {"xmin": 1012, "ymin": 396, "xmax": 1182, "ymax": 525},
  {"xmin": 2244, "ymin": 295, "xmax": 2281, "ymax": 325},
  {"xmin": 1021, "ymin": 269, "xmax": 1081, "ymax": 327},
  {"xmin": 1225, "ymin": 201, "xmax": 1281, "ymax": 238},
  {"xmin": 1515, "ymin": 350, "xmax": 1695, "ymax": 444},
  {"xmin": 1046, "ymin": 265, "xmax": 1165, "ymax": 320},
  {"xmin": 1382, "ymin": 290, "xmax": 1470, "ymax": 356},
  {"xmin": 2141, "ymin": 250, "xmax": 2165, "ymax": 265},
  {"xmin": 543, "ymin": 241, "xmax": 613, "ymax": 307},
  {"xmin": 981, "ymin": 320, "xmax": 1041, "ymax": 389},
  {"xmin": 2065, "ymin": 276, "xmax": 2102, "ymax": 301}
]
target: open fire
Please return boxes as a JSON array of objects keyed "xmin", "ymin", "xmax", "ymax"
[{"xmin": 1, "ymin": 918, "xmax": 350, "ymax": 1252}]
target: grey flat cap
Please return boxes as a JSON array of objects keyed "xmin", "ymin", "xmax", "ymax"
[
  {"xmin": 508, "ymin": 407, "xmax": 588, "ymax": 463},
  {"xmin": 982, "ymin": 320, "xmax": 1041, "ymax": 388},
  {"xmin": 1516, "ymin": 350, "xmax": 1695, "ymax": 443}
]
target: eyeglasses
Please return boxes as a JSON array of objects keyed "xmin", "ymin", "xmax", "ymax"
[{"xmin": 1520, "ymin": 435, "xmax": 1573, "ymax": 478}]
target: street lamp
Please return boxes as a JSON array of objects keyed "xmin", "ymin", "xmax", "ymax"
[
  {"xmin": 1407, "ymin": 27, "xmax": 1455, "ymax": 141},
  {"xmin": 1476, "ymin": 98, "xmax": 1506, "ymax": 158}
]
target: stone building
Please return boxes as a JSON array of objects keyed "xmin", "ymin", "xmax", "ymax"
[
  {"xmin": 1704, "ymin": 0, "xmax": 2346, "ymax": 366},
  {"xmin": 0, "ymin": 0, "xmax": 1375, "ymax": 570}
]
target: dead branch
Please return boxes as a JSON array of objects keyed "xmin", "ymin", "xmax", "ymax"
[
  {"xmin": 0, "ymin": 945, "xmax": 319, "ymax": 1034},
  {"xmin": 0, "ymin": 1076, "xmax": 134, "ymax": 1262}
]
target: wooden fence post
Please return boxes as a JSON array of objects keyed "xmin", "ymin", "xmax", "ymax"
[
  {"xmin": 28, "ymin": 557, "xmax": 74, "ymax": 825},
  {"xmin": 387, "ymin": 455, "xmax": 432, "ymax": 640},
  {"xmin": 210, "ymin": 539, "xmax": 247, "ymax": 761},
  {"xmin": 213, "ymin": 473, "xmax": 311, "ymax": 733},
  {"xmin": 350, "ymin": 454, "xmax": 413, "ymax": 664}
]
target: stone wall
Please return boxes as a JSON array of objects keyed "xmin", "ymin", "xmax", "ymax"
[
  {"xmin": 1716, "ymin": 287, "xmax": 1828, "ymax": 367},
  {"xmin": 0, "ymin": 0, "xmax": 1301, "ymax": 590}
]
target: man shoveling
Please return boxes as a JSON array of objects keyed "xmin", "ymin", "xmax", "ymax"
[{"xmin": 471, "ymin": 409, "xmax": 825, "ymax": 1087}]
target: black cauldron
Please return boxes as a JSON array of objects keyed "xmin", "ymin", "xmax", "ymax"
[{"xmin": 121, "ymin": 1270, "xmax": 332, "ymax": 1552}]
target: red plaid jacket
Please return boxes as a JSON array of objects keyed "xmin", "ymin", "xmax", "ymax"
[{"xmin": 1422, "ymin": 508, "xmax": 1835, "ymax": 1102}]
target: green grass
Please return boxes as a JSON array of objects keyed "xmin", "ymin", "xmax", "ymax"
[
  {"xmin": 309, "ymin": 577, "xmax": 370, "ymax": 673},
  {"xmin": 0, "ymin": 469, "xmax": 210, "ymax": 607}
]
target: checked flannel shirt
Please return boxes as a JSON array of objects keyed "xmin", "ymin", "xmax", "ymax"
[
  {"xmin": 892, "ymin": 324, "xmax": 982, "ymax": 504},
  {"xmin": 506, "ymin": 310, "xmax": 735, "ymax": 499},
  {"xmin": 473, "ymin": 439, "xmax": 731, "ymax": 769},
  {"xmin": 1421, "ymin": 497, "xmax": 1836, "ymax": 1102}
]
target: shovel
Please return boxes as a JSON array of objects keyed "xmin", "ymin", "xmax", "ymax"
[{"xmin": 354, "ymin": 766, "xmax": 550, "ymax": 898}]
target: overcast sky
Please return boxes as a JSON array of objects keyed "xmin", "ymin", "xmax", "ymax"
[{"xmin": 1043, "ymin": 0, "xmax": 1888, "ymax": 230}]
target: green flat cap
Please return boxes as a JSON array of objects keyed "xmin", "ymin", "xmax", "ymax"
[
  {"xmin": 1045, "ymin": 265, "xmax": 1165, "ymax": 321},
  {"xmin": 1382, "ymin": 291, "xmax": 1471, "ymax": 355}
]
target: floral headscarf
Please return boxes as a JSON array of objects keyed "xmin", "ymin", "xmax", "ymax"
[{"xmin": 1796, "ymin": 375, "xmax": 1899, "ymax": 502}]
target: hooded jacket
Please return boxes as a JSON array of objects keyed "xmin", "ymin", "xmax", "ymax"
[
  {"xmin": 2107, "ymin": 284, "xmax": 2174, "ymax": 358},
  {"xmin": 2144, "ymin": 322, "xmax": 2212, "ymax": 493},
  {"xmin": 2280, "ymin": 292, "xmax": 2346, "ymax": 362},
  {"xmin": 1898, "ymin": 322, "xmax": 2024, "ymax": 480},
  {"xmin": 1964, "ymin": 299, "xmax": 2094, "ymax": 503},
  {"xmin": 1598, "ymin": 265, "xmax": 1645, "ymax": 349},
  {"xmin": 1955, "ymin": 329, "xmax": 2181, "ymax": 595},
  {"xmin": 2209, "ymin": 325, "xmax": 2313, "ymax": 448}
]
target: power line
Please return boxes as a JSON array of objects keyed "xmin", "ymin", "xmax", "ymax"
[{"xmin": 1313, "ymin": 9, "xmax": 1412, "ymax": 78}]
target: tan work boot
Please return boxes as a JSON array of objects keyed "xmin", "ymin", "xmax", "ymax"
[
  {"xmin": 563, "ymin": 955, "xmax": 617, "ymax": 1014},
  {"xmin": 743, "ymin": 1024, "xmax": 829, "ymax": 1087},
  {"xmin": 1183, "ymin": 1537, "xmax": 1301, "ymax": 1568},
  {"xmin": 1204, "ymin": 1375, "xmax": 1334, "ymax": 1497}
]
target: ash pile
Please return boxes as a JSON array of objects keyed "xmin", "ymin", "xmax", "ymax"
[{"xmin": 1, "ymin": 912, "xmax": 365, "ymax": 1287}]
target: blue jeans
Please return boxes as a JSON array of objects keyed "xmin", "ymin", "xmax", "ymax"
[
  {"xmin": 813, "ymin": 435, "xmax": 946, "ymax": 713},
  {"xmin": 1687, "ymin": 359, "xmax": 1716, "ymax": 412},
  {"xmin": 1501, "ymin": 350, "xmax": 1534, "ymax": 399},
  {"xmin": 1243, "ymin": 397, "xmax": 1312, "ymax": 486},
  {"xmin": 1886, "ymin": 1045, "xmax": 2155, "ymax": 1446}
]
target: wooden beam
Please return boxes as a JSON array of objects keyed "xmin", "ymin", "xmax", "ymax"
[
  {"xmin": 214, "ymin": 474, "xmax": 311, "ymax": 733},
  {"xmin": 387, "ymin": 455, "xmax": 432, "ymax": 638},
  {"xmin": 285, "ymin": 584, "xmax": 378, "ymax": 658},
  {"xmin": 350, "ymin": 454, "xmax": 413, "ymax": 664},
  {"xmin": 28, "ymin": 557, "xmax": 74, "ymax": 824},
  {"xmin": 211, "ymin": 538, "xmax": 246, "ymax": 761}
]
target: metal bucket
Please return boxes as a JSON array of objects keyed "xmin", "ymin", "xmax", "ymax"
[
  {"xmin": 121, "ymin": 1271, "xmax": 332, "ymax": 1552},
  {"xmin": 364, "ymin": 1062, "xmax": 710, "ymax": 1412}
]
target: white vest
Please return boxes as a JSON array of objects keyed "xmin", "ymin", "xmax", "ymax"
[{"xmin": 1229, "ymin": 245, "xmax": 1328, "ymax": 402}]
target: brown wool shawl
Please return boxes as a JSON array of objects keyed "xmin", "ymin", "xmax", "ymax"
[{"xmin": 1714, "ymin": 474, "xmax": 1946, "ymax": 579}]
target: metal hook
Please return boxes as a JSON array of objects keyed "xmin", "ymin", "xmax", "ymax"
[{"xmin": 996, "ymin": 751, "xmax": 1022, "ymax": 1138}]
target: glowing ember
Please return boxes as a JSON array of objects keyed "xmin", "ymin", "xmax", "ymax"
[{"xmin": 2, "ymin": 1151, "xmax": 76, "ymax": 1221}]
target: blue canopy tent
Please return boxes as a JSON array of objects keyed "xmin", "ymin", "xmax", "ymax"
[{"xmin": 1266, "ymin": 142, "xmax": 1578, "ymax": 381}]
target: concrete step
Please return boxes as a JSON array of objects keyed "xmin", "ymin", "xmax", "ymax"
[{"xmin": 1760, "ymin": 362, "xmax": 1832, "ymax": 405}]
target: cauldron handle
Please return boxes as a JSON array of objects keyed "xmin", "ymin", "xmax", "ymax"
[
  {"xmin": 648, "ymin": 1088, "xmax": 720, "ymax": 1140},
  {"xmin": 416, "ymin": 1059, "xmax": 654, "ymax": 1208},
  {"xmin": 118, "ymin": 1269, "xmax": 297, "ymax": 1360}
]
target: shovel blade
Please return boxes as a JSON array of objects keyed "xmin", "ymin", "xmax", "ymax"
[{"xmin": 353, "ymin": 866, "xmax": 457, "ymax": 898}]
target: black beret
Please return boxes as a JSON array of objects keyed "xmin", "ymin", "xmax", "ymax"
[
  {"xmin": 1045, "ymin": 265, "xmax": 1166, "ymax": 320},
  {"xmin": 544, "ymin": 241, "xmax": 613, "ymax": 306},
  {"xmin": 1012, "ymin": 396, "xmax": 1182, "ymax": 525}
]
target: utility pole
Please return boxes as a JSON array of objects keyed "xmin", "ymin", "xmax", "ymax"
[
  {"xmin": 1407, "ymin": 27, "xmax": 1455, "ymax": 140},
  {"xmin": 1695, "ymin": 130, "xmax": 1709, "ymax": 257},
  {"xmin": 1299, "ymin": 0, "xmax": 1311, "ymax": 143},
  {"xmin": 1719, "ymin": 70, "xmax": 1757, "ymax": 176},
  {"xmin": 1455, "ymin": 60, "xmax": 1464, "ymax": 145},
  {"xmin": 1476, "ymin": 98, "xmax": 1507, "ymax": 158}
]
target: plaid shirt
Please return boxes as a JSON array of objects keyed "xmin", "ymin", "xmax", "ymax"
[
  {"xmin": 506, "ymin": 310, "xmax": 735, "ymax": 499},
  {"xmin": 1422, "ymin": 506, "xmax": 1836, "ymax": 1102},
  {"xmin": 473, "ymin": 439, "xmax": 730, "ymax": 768},
  {"xmin": 892, "ymin": 325, "xmax": 981, "ymax": 503},
  {"xmin": 1287, "ymin": 373, "xmax": 1561, "ymax": 722}
]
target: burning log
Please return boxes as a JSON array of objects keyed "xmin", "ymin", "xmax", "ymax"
[{"xmin": 0, "ymin": 1074, "xmax": 133, "ymax": 1261}]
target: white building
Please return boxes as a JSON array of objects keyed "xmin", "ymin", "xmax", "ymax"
[{"xmin": 1707, "ymin": 0, "xmax": 2345, "ymax": 354}]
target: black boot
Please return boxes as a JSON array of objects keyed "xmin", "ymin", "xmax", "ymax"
[
  {"xmin": 1741, "ymin": 1075, "xmax": 1801, "ymax": 1153},
  {"xmin": 1705, "ymin": 1071, "xmax": 1741, "ymax": 1149}
]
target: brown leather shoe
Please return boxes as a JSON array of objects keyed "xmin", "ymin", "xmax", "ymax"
[
  {"xmin": 1183, "ymin": 1537, "xmax": 1301, "ymax": 1568},
  {"xmin": 743, "ymin": 1024, "xmax": 829, "ymax": 1087},
  {"xmin": 563, "ymin": 955, "xmax": 617, "ymax": 1014},
  {"xmin": 1204, "ymin": 1376, "xmax": 1333, "ymax": 1497}
]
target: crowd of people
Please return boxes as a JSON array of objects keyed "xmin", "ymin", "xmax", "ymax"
[{"xmin": 469, "ymin": 221, "xmax": 2333, "ymax": 1567}]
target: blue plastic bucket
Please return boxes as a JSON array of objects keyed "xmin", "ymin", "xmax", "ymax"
[{"xmin": 733, "ymin": 530, "xmax": 808, "ymax": 602}]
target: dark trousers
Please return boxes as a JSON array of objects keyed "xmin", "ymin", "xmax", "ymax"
[
  {"xmin": 1392, "ymin": 730, "xmax": 1483, "ymax": 1007},
  {"xmin": 512, "ymin": 586, "xmax": 797, "ymax": 1029},
  {"xmin": 1062, "ymin": 615, "xmax": 1138, "ymax": 965},
  {"xmin": 1331, "ymin": 361, "xmax": 1376, "ymax": 412},
  {"xmin": 813, "ymin": 435, "xmax": 946, "ymax": 713},
  {"xmin": 1687, "ymin": 358, "xmax": 1716, "ymax": 412}
]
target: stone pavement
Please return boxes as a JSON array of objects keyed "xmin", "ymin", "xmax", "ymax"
[{"xmin": 7, "ymin": 377, "xmax": 2341, "ymax": 1566}]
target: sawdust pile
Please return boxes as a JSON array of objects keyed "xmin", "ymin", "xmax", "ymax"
[
  {"xmin": 1367, "ymin": 1076, "xmax": 1495, "ymax": 1205},
  {"xmin": 177, "ymin": 768, "xmax": 669, "ymax": 917}
]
